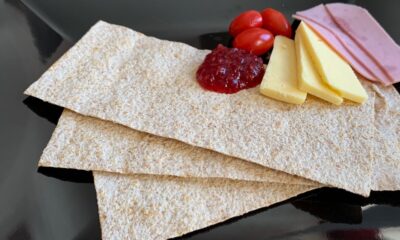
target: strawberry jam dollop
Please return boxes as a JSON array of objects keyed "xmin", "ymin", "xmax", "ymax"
[{"xmin": 196, "ymin": 44, "xmax": 265, "ymax": 94}]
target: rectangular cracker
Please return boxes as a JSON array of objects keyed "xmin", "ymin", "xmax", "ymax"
[
  {"xmin": 40, "ymin": 110, "xmax": 315, "ymax": 185},
  {"xmin": 38, "ymin": 85, "xmax": 400, "ymax": 191},
  {"xmin": 93, "ymin": 171, "xmax": 316, "ymax": 240},
  {"xmin": 25, "ymin": 21, "xmax": 376, "ymax": 195},
  {"xmin": 39, "ymin": 84, "xmax": 400, "ymax": 191}
]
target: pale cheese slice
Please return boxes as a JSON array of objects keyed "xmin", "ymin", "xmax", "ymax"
[
  {"xmin": 297, "ymin": 22, "xmax": 368, "ymax": 104},
  {"xmin": 295, "ymin": 29, "xmax": 343, "ymax": 105},
  {"xmin": 260, "ymin": 36, "xmax": 307, "ymax": 104}
]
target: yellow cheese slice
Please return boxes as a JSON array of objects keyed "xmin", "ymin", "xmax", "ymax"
[
  {"xmin": 297, "ymin": 22, "xmax": 368, "ymax": 104},
  {"xmin": 295, "ymin": 30, "xmax": 343, "ymax": 105},
  {"xmin": 260, "ymin": 36, "xmax": 307, "ymax": 104}
]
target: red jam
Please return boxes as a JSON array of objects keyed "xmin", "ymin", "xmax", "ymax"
[{"xmin": 196, "ymin": 44, "xmax": 265, "ymax": 94}]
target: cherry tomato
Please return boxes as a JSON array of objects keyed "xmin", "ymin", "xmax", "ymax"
[
  {"xmin": 229, "ymin": 10, "xmax": 263, "ymax": 37},
  {"xmin": 233, "ymin": 28, "xmax": 274, "ymax": 56},
  {"xmin": 260, "ymin": 8, "xmax": 292, "ymax": 38}
]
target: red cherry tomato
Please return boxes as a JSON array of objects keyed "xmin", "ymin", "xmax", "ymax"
[
  {"xmin": 260, "ymin": 8, "xmax": 292, "ymax": 38},
  {"xmin": 229, "ymin": 10, "xmax": 263, "ymax": 37},
  {"xmin": 233, "ymin": 28, "xmax": 274, "ymax": 56}
]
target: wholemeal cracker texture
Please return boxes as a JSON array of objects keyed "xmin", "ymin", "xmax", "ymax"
[
  {"xmin": 93, "ymin": 171, "xmax": 316, "ymax": 240},
  {"xmin": 37, "ymin": 85, "xmax": 400, "ymax": 192},
  {"xmin": 38, "ymin": 85, "xmax": 400, "ymax": 192},
  {"xmin": 25, "ymin": 21, "xmax": 376, "ymax": 196},
  {"xmin": 370, "ymin": 84, "xmax": 400, "ymax": 191},
  {"xmin": 40, "ymin": 110, "xmax": 316, "ymax": 185}
]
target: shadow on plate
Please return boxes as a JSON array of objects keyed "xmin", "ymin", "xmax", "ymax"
[
  {"xmin": 299, "ymin": 187, "xmax": 400, "ymax": 207},
  {"xmin": 23, "ymin": 96, "xmax": 63, "ymax": 124},
  {"xmin": 37, "ymin": 167, "xmax": 93, "ymax": 183}
]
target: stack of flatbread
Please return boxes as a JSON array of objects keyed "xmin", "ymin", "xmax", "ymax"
[{"xmin": 24, "ymin": 21, "xmax": 400, "ymax": 239}]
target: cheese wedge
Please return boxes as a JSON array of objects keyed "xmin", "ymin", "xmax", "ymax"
[
  {"xmin": 295, "ymin": 30, "xmax": 343, "ymax": 105},
  {"xmin": 260, "ymin": 36, "xmax": 307, "ymax": 104},
  {"xmin": 297, "ymin": 22, "xmax": 368, "ymax": 104}
]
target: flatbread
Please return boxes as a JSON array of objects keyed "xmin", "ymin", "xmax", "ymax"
[
  {"xmin": 40, "ymin": 110, "xmax": 315, "ymax": 185},
  {"xmin": 93, "ymin": 171, "xmax": 316, "ymax": 240},
  {"xmin": 25, "ymin": 21, "xmax": 376, "ymax": 195},
  {"xmin": 370, "ymin": 84, "xmax": 400, "ymax": 191},
  {"xmin": 38, "ymin": 85, "xmax": 400, "ymax": 191}
]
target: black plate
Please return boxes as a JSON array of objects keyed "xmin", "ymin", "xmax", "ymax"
[{"xmin": 2, "ymin": 0, "xmax": 400, "ymax": 239}]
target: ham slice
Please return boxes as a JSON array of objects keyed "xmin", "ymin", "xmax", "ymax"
[
  {"xmin": 295, "ymin": 4, "xmax": 391, "ymax": 85},
  {"xmin": 326, "ymin": 3, "xmax": 400, "ymax": 85}
]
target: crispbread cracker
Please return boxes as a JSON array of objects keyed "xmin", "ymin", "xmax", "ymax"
[
  {"xmin": 40, "ymin": 110, "xmax": 315, "ymax": 185},
  {"xmin": 370, "ymin": 84, "xmax": 400, "ymax": 191},
  {"xmin": 93, "ymin": 171, "xmax": 316, "ymax": 240},
  {"xmin": 38, "ymin": 85, "xmax": 400, "ymax": 191},
  {"xmin": 25, "ymin": 21, "xmax": 376, "ymax": 195}
]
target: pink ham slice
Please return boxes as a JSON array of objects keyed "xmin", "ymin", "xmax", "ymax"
[
  {"xmin": 326, "ymin": 3, "xmax": 400, "ymax": 85},
  {"xmin": 293, "ymin": 14, "xmax": 377, "ymax": 82},
  {"xmin": 295, "ymin": 4, "xmax": 391, "ymax": 85}
]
